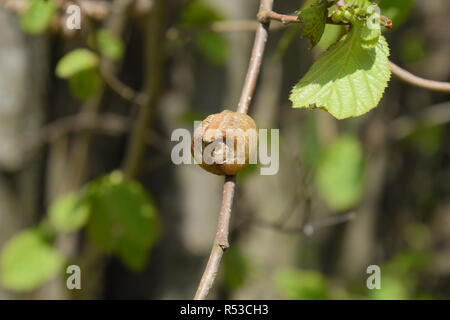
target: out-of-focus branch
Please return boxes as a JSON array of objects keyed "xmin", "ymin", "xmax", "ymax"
[
  {"xmin": 194, "ymin": 0, "xmax": 274, "ymax": 301},
  {"xmin": 100, "ymin": 63, "xmax": 148, "ymax": 105},
  {"xmin": 0, "ymin": 0, "xmax": 110, "ymax": 20},
  {"xmin": 254, "ymin": 212, "xmax": 356, "ymax": 236},
  {"xmin": 69, "ymin": 0, "xmax": 134, "ymax": 188},
  {"xmin": 390, "ymin": 102, "xmax": 450, "ymax": 139},
  {"xmin": 0, "ymin": 0, "xmax": 153, "ymax": 20},
  {"xmin": 390, "ymin": 61, "xmax": 450, "ymax": 94},
  {"xmin": 122, "ymin": 0, "xmax": 166, "ymax": 180},
  {"xmin": 25, "ymin": 112, "xmax": 169, "ymax": 158}
]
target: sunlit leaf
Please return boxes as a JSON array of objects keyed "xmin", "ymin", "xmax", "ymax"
[
  {"xmin": 49, "ymin": 193, "xmax": 91, "ymax": 233},
  {"xmin": 96, "ymin": 29, "xmax": 125, "ymax": 61},
  {"xmin": 316, "ymin": 135, "xmax": 364, "ymax": 211},
  {"xmin": 20, "ymin": 0, "xmax": 56, "ymax": 34},
  {"xmin": 290, "ymin": 22, "xmax": 391, "ymax": 119},
  {"xmin": 316, "ymin": 24, "xmax": 345, "ymax": 51},
  {"xmin": 0, "ymin": 229, "xmax": 64, "ymax": 291},
  {"xmin": 56, "ymin": 49, "xmax": 99, "ymax": 79}
]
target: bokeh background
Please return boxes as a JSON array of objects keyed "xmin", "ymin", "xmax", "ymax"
[{"xmin": 0, "ymin": 0, "xmax": 449, "ymax": 299}]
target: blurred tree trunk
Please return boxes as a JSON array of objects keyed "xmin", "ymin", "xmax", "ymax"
[{"xmin": 0, "ymin": 8, "xmax": 47, "ymax": 299}]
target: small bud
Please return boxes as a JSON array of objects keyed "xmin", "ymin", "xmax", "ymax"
[{"xmin": 192, "ymin": 110, "xmax": 258, "ymax": 176}]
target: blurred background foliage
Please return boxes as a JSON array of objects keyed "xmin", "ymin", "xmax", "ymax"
[{"xmin": 0, "ymin": 0, "xmax": 448, "ymax": 299}]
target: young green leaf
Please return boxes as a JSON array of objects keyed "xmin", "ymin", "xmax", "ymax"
[
  {"xmin": 49, "ymin": 193, "xmax": 91, "ymax": 233},
  {"xmin": 298, "ymin": 0, "xmax": 328, "ymax": 48},
  {"xmin": 95, "ymin": 29, "xmax": 125, "ymax": 61},
  {"xmin": 68, "ymin": 69, "xmax": 102, "ymax": 100},
  {"xmin": 86, "ymin": 172, "xmax": 160, "ymax": 271},
  {"xmin": 290, "ymin": 22, "xmax": 391, "ymax": 119},
  {"xmin": 20, "ymin": 0, "xmax": 56, "ymax": 35},
  {"xmin": 316, "ymin": 135, "xmax": 364, "ymax": 211},
  {"xmin": 56, "ymin": 49, "xmax": 99, "ymax": 79},
  {"xmin": 0, "ymin": 229, "xmax": 64, "ymax": 291}
]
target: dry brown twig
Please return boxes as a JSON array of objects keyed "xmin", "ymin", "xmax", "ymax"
[{"xmin": 193, "ymin": 0, "xmax": 274, "ymax": 300}]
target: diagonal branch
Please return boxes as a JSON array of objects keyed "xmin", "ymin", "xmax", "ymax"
[{"xmin": 194, "ymin": 0, "xmax": 274, "ymax": 300}]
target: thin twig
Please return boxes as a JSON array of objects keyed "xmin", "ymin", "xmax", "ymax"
[
  {"xmin": 194, "ymin": 0, "xmax": 274, "ymax": 300},
  {"xmin": 100, "ymin": 62, "xmax": 148, "ymax": 105},
  {"xmin": 237, "ymin": 1, "xmax": 273, "ymax": 114},
  {"xmin": 390, "ymin": 61, "xmax": 450, "ymax": 94},
  {"xmin": 258, "ymin": 10, "xmax": 351, "ymax": 26},
  {"xmin": 194, "ymin": 176, "xmax": 236, "ymax": 300},
  {"xmin": 257, "ymin": 10, "xmax": 300, "ymax": 25}
]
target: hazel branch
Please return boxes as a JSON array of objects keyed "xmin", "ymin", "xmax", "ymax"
[{"xmin": 194, "ymin": 0, "xmax": 274, "ymax": 300}]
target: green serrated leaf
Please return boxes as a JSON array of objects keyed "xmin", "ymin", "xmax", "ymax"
[
  {"xmin": 298, "ymin": 0, "xmax": 328, "ymax": 48},
  {"xmin": 86, "ymin": 171, "xmax": 160, "ymax": 271},
  {"xmin": 290, "ymin": 22, "xmax": 391, "ymax": 119},
  {"xmin": 0, "ymin": 229, "xmax": 64, "ymax": 291},
  {"xmin": 316, "ymin": 135, "xmax": 364, "ymax": 211},
  {"xmin": 49, "ymin": 193, "xmax": 91, "ymax": 233},
  {"xmin": 56, "ymin": 49, "xmax": 99, "ymax": 79},
  {"xmin": 20, "ymin": 0, "xmax": 56, "ymax": 35},
  {"xmin": 96, "ymin": 29, "xmax": 125, "ymax": 61},
  {"xmin": 68, "ymin": 68, "xmax": 102, "ymax": 100}
]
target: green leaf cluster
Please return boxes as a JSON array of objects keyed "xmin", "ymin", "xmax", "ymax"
[
  {"xmin": 85, "ymin": 172, "xmax": 160, "ymax": 271},
  {"xmin": 292, "ymin": 0, "xmax": 392, "ymax": 119},
  {"xmin": 0, "ymin": 172, "xmax": 159, "ymax": 292},
  {"xmin": 290, "ymin": 22, "xmax": 390, "ymax": 119},
  {"xmin": 56, "ymin": 49, "xmax": 101, "ymax": 100}
]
